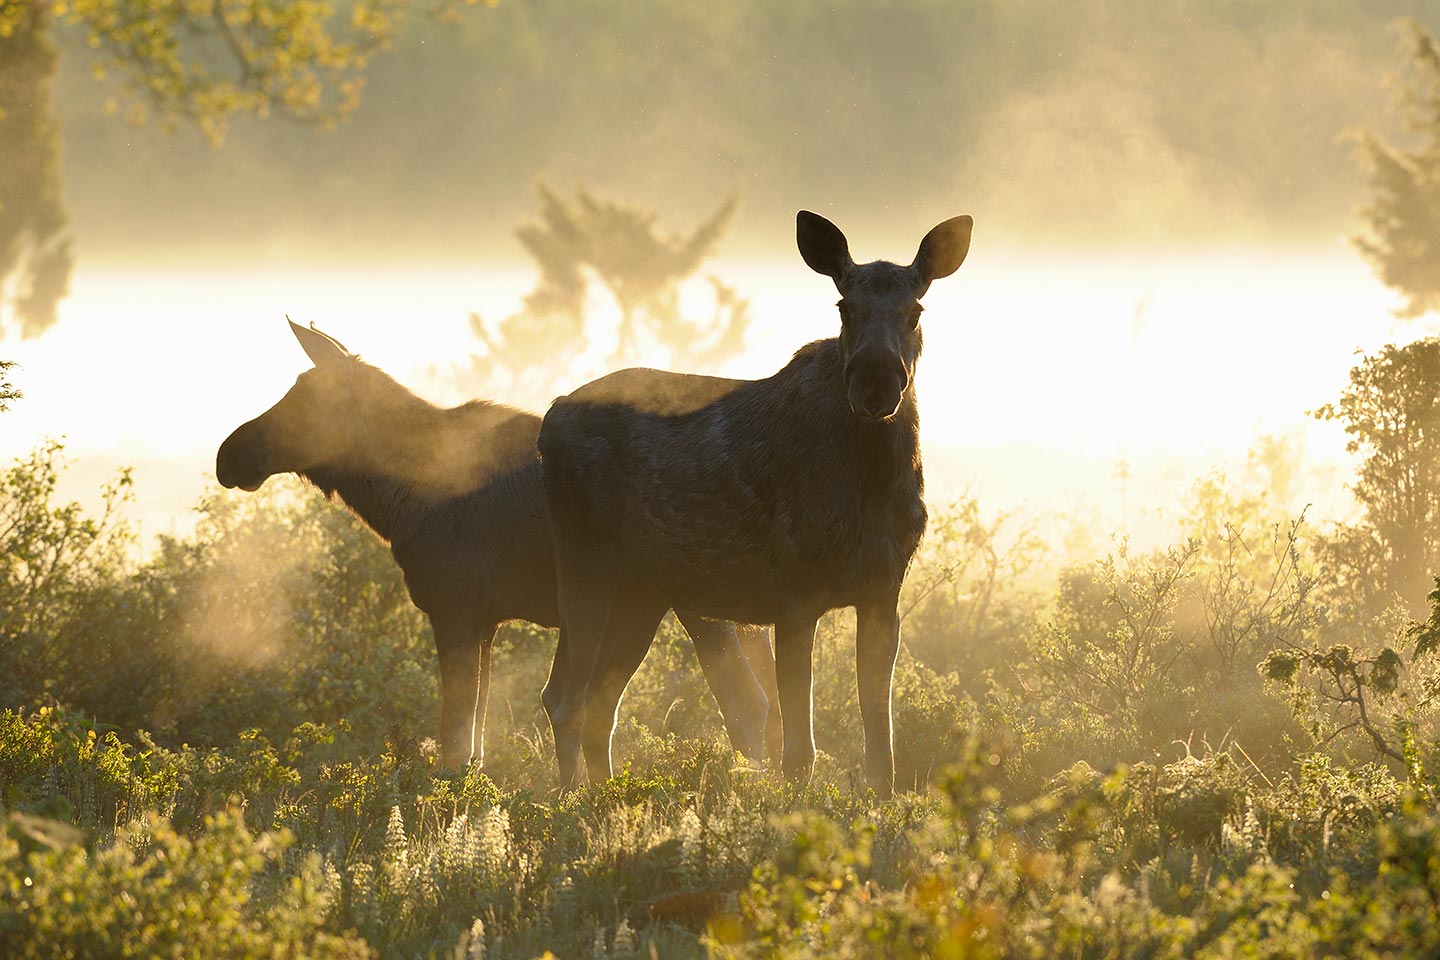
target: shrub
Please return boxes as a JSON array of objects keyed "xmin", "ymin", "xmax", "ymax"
[{"xmin": 0, "ymin": 808, "xmax": 370, "ymax": 959}]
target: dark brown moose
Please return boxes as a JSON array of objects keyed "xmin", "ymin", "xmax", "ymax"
[
  {"xmin": 215, "ymin": 320, "xmax": 778, "ymax": 771},
  {"xmin": 538, "ymin": 211, "xmax": 972, "ymax": 795}
]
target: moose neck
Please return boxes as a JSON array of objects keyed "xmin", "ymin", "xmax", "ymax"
[
  {"xmin": 848, "ymin": 389, "xmax": 923, "ymax": 490},
  {"xmin": 811, "ymin": 339, "xmax": 923, "ymax": 491},
  {"xmin": 297, "ymin": 386, "xmax": 463, "ymax": 545},
  {"xmin": 301, "ymin": 462, "xmax": 420, "ymax": 546}
]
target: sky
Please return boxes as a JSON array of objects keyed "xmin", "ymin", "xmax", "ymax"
[{"xmin": 8, "ymin": 1, "xmax": 1440, "ymax": 555}]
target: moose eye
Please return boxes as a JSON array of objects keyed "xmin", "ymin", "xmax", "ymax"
[{"xmin": 905, "ymin": 305, "xmax": 924, "ymax": 329}]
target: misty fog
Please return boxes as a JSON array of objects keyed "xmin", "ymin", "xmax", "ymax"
[
  {"xmin": 9, "ymin": 1, "xmax": 1440, "ymax": 550},
  {"xmin": 16, "ymin": 6, "xmax": 1440, "ymax": 955}
]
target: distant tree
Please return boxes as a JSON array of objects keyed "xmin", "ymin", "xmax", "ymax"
[
  {"xmin": 0, "ymin": 4, "xmax": 70, "ymax": 339},
  {"xmin": 1314, "ymin": 338, "xmax": 1440, "ymax": 615},
  {"xmin": 0, "ymin": 360, "xmax": 19, "ymax": 411},
  {"xmin": 0, "ymin": 0, "xmax": 492, "ymax": 339},
  {"xmin": 1354, "ymin": 19, "xmax": 1440, "ymax": 318},
  {"xmin": 461, "ymin": 184, "xmax": 750, "ymax": 405}
]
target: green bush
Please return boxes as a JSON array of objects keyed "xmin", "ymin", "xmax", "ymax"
[
  {"xmin": 0, "ymin": 808, "xmax": 370, "ymax": 959},
  {"xmin": 6, "ymin": 435, "xmax": 1440, "ymax": 957}
]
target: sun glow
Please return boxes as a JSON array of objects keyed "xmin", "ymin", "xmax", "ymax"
[{"xmin": 2, "ymin": 248, "xmax": 1416, "ymax": 549}]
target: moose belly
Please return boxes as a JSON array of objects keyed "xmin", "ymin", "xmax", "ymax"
[
  {"xmin": 624, "ymin": 499, "xmax": 920, "ymax": 624},
  {"xmin": 617, "ymin": 409, "xmax": 925, "ymax": 622}
]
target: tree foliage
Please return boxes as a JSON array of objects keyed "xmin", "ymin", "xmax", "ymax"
[
  {"xmin": 45, "ymin": 0, "xmax": 497, "ymax": 145},
  {"xmin": 1354, "ymin": 18, "xmax": 1440, "ymax": 318},
  {"xmin": 0, "ymin": 441, "xmax": 133, "ymax": 709},
  {"xmin": 0, "ymin": 0, "xmax": 494, "ymax": 339},
  {"xmin": 1314, "ymin": 338, "xmax": 1440, "ymax": 614},
  {"xmin": 461, "ymin": 184, "xmax": 750, "ymax": 406},
  {"xmin": 0, "ymin": 360, "xmax": 20, "ymax": 410},
  {"xmin": 0, "ymin": 3, "xmax": 71, "ymax": 339}
]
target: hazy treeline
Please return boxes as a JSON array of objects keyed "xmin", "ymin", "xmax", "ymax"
[{"xmin": 53, "ymin": 0, "xmax": 1440, "ymax": 261}]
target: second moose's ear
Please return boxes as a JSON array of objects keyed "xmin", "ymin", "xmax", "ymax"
[
  {"xmin": 796, "ymin": 211, "xmax": 853, "ymax": 283},
  {"xmin": 911, "ymin": 216, "xmax": 973, "ymax": 289},
  {"xmin": 289, "ymin": 317, "xmax": 351, "ymax": 369}
]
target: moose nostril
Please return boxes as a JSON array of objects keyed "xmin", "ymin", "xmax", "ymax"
[
  {"xmin": 854, "ymin": 384, "xmax": 901, "ymax": 419},
  {"xmin": 846, "ymin": 354, "xmax": 908, "ymax": 420}
]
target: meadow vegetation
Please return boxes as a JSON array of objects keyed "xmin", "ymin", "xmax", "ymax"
[
  {"xmin": 5, "ymin": 342, "xmax": 1440, "ymax": 958},
  {"xmin": 10, "ymin": 5, "xmax": 1440, "ymax": 957}
]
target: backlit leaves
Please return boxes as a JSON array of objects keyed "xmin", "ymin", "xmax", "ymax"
[
  {"xmin": 52, "ymin": 0, "xmax": 461, "ymax": 146},
  {"xmin": 0, "ymin": 0, "xmax": 495, "ymax": 338}
]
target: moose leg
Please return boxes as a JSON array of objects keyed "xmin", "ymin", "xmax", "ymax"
[
  {"xmin": 856, "ymin": 597, "xmax": 902, "ymax": 797},
  {"xmin": 774, "ymin": 612, "xmax": 819, "ymax": 782},
  {"xmin": 542, "ymin": 626, "xmax": 569, "ymax": 730},
  {"xmin": 433, "ymin": 614, "xmax": 484, "ymax": 771},
  {"xmin": 675, "ymin": 611, "xmax": 769, "ymax": 764},
  {"xmin": 581, "ymin": 599, "xmax": 667, "ymax": 782},
  {"xmin": 474, "ymin": 627, "xmax": 497, "ymax": 768},
  {"xmin": 551, "ymin": 554, "xmax": 617, "ymax": 791},
  {"xmin": 737, "ymin": 624, "xmax": 783, "ymax": 765}
]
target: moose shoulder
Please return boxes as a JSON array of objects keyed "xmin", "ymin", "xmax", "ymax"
[{"xmin": 539, "ymin": 211, "xmax": 973, "ymax": 795}]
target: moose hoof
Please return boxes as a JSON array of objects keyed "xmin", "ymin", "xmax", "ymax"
[{"xmin": 781, "ymin": 749, "xmax": 816, "ymax": 784}]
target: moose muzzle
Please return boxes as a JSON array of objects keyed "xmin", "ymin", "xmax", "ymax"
[
  {"xmin": 846, "ymin": 351, "xmax": 909, "ymax": 421},
  {"xmin": 215, "ymin": 422, "xmax": 269, "ymax": 492}
]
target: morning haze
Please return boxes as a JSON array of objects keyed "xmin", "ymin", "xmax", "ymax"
[
  {"xmin": 51, "ymin": 1, "xmax": 1432, "ymax": 262},
  {"xmin": 10, "ymin": 0, "xmax": 1431, "ymax": 549},
  {"xmin": 9, "ymin": 3, "xmax": 1440, "ymax": 956}
]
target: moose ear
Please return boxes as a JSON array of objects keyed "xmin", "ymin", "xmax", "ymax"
[
  {"xmin": 911, "ymin": 215, "xmax": 973, "ymax": 287},
  {"xmin": 796, "ymin": 211, "xmax": 853, "ymax": 282},
  {"xmin": 288, "ymin": 316, "xmax": 351, "ymax": 368}
]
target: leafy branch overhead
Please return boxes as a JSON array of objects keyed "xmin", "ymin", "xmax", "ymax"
[
  {"xmin": 10, "ymin": 0, "xmax": 495, "ymax": 144},
  {"xmin": 0, "ymin": 0, "xmax": 495, "ymax": 340}
]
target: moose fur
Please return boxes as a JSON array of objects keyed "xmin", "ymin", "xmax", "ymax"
[{"xmin": 538, "ymin": 212, "xmax": 972, "ymax": 794}]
